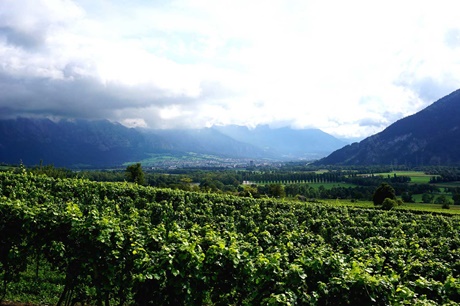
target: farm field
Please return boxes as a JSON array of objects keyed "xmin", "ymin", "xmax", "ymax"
[
  {"xmin": 305, "ymin": 182, "xmax": 357, "ymax": 189},
  {"xmin": 365, "ymin": 171, "xmax": 434, "ymax": 184},
  {"xmin": 397, "ymin": 202, "xmax": 460, "ymax": 214},
  {"xmin": 1, "ymin": 171, "xmax": 459, "ymax": 305},
  {"xmin": 320, "ymin": 199, "xmax": 460, "ymax": 215}
]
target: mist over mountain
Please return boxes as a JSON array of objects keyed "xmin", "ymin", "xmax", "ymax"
[
  {"xmin": 317, "ymin": 89, "xmax": 460, "ymax": 166},
  {"xmin": 0, "ymin": 118, "xmax": 346, "ymax": 167},
  {"xmin": 214, "ymin": 125, "xmax": 348, "ymax": 160}
]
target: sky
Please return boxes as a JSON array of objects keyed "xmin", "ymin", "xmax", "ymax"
[{"xmin": 1, "ymin": 0, "xmax": 460, "ymax": 139}]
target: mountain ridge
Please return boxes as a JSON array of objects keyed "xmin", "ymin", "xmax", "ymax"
[
  {"xmin": 0, "ymin": 118, "xmax": 346, "ymax": 167},
  {"xmin": 317, "ymin": 89, "xmax": 460, "ymax": 166}
]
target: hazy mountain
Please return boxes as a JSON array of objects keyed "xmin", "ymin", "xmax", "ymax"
[
  {"xmin": 317, "ymin": 89, "xmax": 460, "ymax": 166},
  {"xmin": 0, "ymin": 118, "xmax": 348, "ymax": 167},
  {"xmin": 0, "ymin": 119, "xmax": 276, "ymax": 167},
  {"xmin": 142, "ymin": 128, "xmax": 270, "ymax": 159},
  {"xmin": 214, "ymin": 125, "xmax": 348, "ymax": 160},
  {"xmin": 0, "ymin": 118, "xmax": 159, "ymax": 167}
]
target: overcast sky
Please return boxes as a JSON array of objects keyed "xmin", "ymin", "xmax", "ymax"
[{"xmin": 1, "ymin": 0, "xmax": 460, "ymax": 138}]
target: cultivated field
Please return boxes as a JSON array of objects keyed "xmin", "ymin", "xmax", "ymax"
[{"xmin": 1, "ymin": 171, "xmax": 459, "ymax": 305}]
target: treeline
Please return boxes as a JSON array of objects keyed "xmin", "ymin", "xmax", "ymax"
[
  {"xmin": 19, "ymin": 165, "xmax": 244, "ymax": 193},
  {"xmin": 7, "ymin": 163, "xmax": 460, "ymax": 203},
  {"xmin": 429, "ymin": 167, "xmax": 460, "ymax": 183},
  {"xmin": 242, "ymin": 171, "xmax": 343, "ymax": 184},
  {"xmin": 278, "ymin": 163, "xmax": 412, "ymax": 173},
  {"xmin": 245, "ymin": 182, "xmax": 440, "ymax": 202}
]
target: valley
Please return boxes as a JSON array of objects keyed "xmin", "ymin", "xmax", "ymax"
[
  {"xmin": 2, "ymin": 2, "xmax": 460, "ymax": 304},
  {"xmin": 1, "ymin": 90, "xmax": 460, "ymax": 305}
]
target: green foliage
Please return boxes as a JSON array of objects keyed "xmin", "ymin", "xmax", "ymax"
[
  {"xmin": 422, "ymin": 193, "xmax": 435, "ymax": 204},
  {"xmin": 382, "ymin": 198, "xmax": 397, "ymax": 210},
  {"xmin": 126, "ymin": 163, "xmax": 146, "ymax": 185},
  {"xmin": 401, "ymin": 192, "xmax": 414, "ymax": 203},
  {"xmin": 435, "ymin": 194, "xmax": 453, "ymax": 205},
  {"xmin": 373, "ymin": 183, "xmax": 396, "ymax": 206},
  {"xmin": 0, "ymin": 171, "xmax": 460, "ymax": 305},
  {"xmin": 265, "ymin": 183, "xmax": 285, "ymax": 198},
  {"xmin": 453, "ymin": 193, "xmax": 460, "ymax": 205}
]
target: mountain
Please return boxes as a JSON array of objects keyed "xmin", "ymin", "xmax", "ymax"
[
  {"xmin": 317, "ymin": 89, "xmax": 460, "ymax": 166},
  {"xmin": 213, "ymin": 125, "xmax": 348, "ymax": 160},
  {"xmin": 142, "ymin": 128, "xmax": 270, "ymax": 159},
  {"xmin": 0, "ymin": 118, "xmax": 158, "ymax": 167},
  {"xmin": 0, "ymin": 118, "xmax": 347, "ymax": 167}
]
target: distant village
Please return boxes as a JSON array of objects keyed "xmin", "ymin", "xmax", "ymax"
[{"xmin": 148, "ymin": 157, "xmax": 284, "ymax": 170}]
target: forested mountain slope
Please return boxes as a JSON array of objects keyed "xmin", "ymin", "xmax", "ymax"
[
  {"xmin": 317, "ymin": 89, "xmax": 460, "ymax": 165},
  {"xmin": 0, "ymin": 118, "xmax": 154, "ymax": 167}
]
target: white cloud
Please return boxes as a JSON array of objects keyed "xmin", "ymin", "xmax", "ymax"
[{"xmin": 1, "ymin": 0, "xmax": 460, "ymax": 138}]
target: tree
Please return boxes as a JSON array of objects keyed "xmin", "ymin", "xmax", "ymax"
[
  {"xmin": 422, "ymin": 193, "xmax": 434, "ymax": 204},
  {"xmin": 126, "ymin": 163, "xmax": 145, "ymax": 185},
  {"xmin": 372, "ymin": 183, "xmax": 396, "ymax": 206},
  {"xmin": 453, "ymin": 193, "xmax": 460, "ymax": 205},
  {"xmin": 401, "ymin": 192, "xmax": 414, "ymax": 203},
  {"xmin": 267, "ymin": 183, "xmax": 285, "ymax": 198},
  {"xmin": 434, "ymin": 194, "xmax": 452, "ymax": 205}
]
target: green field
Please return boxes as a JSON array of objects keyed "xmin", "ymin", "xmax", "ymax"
[
  {"xmin": 319, "ymin": 199, "xmax": 374, "ymax": 209},
  {"xmin": 321, "ymin": 199, "xmax": 460, "ymax": 215},
  {"xmin": 398, "ymin": 202, "xmax": 460, "ymax": 214},
  {"xmin": 370, "ymin": 171, "xmax": 434, "ymax": 184},
  {"xmin": 307, "ymin": 182, "xmax": 357, "ymax": 189},
  {"xmin": 123, "ymin": 152, "xmax": 238, "ymax": 167}
]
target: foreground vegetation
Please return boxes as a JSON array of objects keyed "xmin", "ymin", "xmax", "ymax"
[{"xmin": 1, "ymin": 171, "xmax": 459, "ymax": 305}]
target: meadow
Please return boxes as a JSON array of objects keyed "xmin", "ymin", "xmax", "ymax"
[{"xmin": 360, "ymin": 171, "xmax": 434, "ymax": 184}]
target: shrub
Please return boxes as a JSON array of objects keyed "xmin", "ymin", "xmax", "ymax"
[
  {"xmin": 381, "ymin": 198, "xmax": 397, "ymax": 210},
  {"xmin": 373, "ymin": 183, "xmax": 396, "ymax": 206}
]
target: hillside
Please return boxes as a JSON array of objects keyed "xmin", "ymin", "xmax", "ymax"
[
  {"xmin": 0, "ymin": 118, "xmax": 155, "ymax": 167},
  {"xmin": 317, "ymin": 89, "xmax": 460, "ymax": 166}
]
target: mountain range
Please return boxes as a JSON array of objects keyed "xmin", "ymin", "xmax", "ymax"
[
  {"xmin": 4, "ymin": 88, "xmax": 458, "ymax": 168},
  {"xmin": 0, "ymin": 118, "xmax": 347, "ymax": 168},
  {"xmin": 214, "ymin": 125, "xmax": 347, "ymax": 159},
  {"xmin": 317, "ymin": 89, "xmax": 460, "ymax": 166}
]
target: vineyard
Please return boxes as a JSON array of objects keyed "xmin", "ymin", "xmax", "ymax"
[{"xmin": 1, "ymin": 171, "xmax": 459, "ymax": 305}]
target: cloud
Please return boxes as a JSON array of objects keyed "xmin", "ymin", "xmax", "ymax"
[
  {"xmin": 1, "ymin": 0, "xmax": 460, "ymax": 138},
  {"xmin": 0, "ymin": 0, "xmax": 83, "ymax": 49},
  {"xmin": 444, "ymin": 28, "xmax": 460, "ymax": 49}
]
